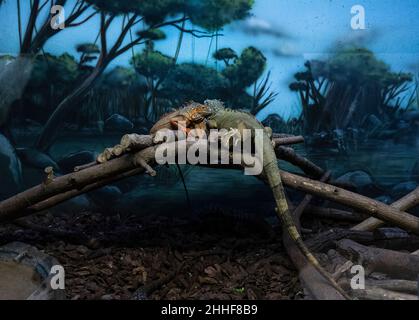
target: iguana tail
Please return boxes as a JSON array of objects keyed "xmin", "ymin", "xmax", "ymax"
[{"xmin": 262, "ymin": 140, "xmax": 351, "ymax": 300}]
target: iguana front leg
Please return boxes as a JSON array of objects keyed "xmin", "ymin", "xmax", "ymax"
[
  {"xmin": 97, "ymin": 118, "xmax": 207, "ymax": 164},
  {"xmin": 170, "ymin": 119, "xmax": 190, "ymax": 135}
]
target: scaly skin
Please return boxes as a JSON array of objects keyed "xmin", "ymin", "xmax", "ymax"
[
  {"xmin": 152, "ymin": 100, "xmax": 350, "ymax": 299},
  {"xmin": 150, "ymin": 102, "xmax": 211, "ymax": 136}
]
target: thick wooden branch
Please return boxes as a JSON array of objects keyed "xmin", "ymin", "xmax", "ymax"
[
  {"xmin": 0, "ymin": 141, "xmax": 155, "ymax": 222},
  {"xmin": 307, "ymin": 227, "xmax": 419, "ymax": 253},
  {"xmin": 1, "ymin": 136, "xmax": 419, "ymax": 237},
  {"xmin": 19, "ymin": 168, "xmax": 145, "ymax": 219},
  {"xmin": 336, "ymin": 239, "xmax": 419, "ymax": 280},
  {"xmin": 275, "ymin": 146, "xmax": 324, "ymax": 178},
  {"xmin": 364, "ymin": 279, "xmax": 418, "ymax": 295},
  {"xmin": 306, "ymin": 229, "xmax": 375, "ymax": 252},
  {"xmin": 306, "ymin": 228, "xmax": 419, "ymax": 252},
  {"xmin": 348, "ymin": 286, "xmax": 418, "ymax": 300},
  {"xmin": 293, "ymin": 172, "xmax": 331, "ymax": 221},
  {"xmin": 273, "ymin": 135, "xmax": 304, "ymax": 146},
  {"xmin": 279, "ymin": 171, "xmax": 419, "ymax": 234},
  {"xmin": 304, "ymin": 205, "xmax": 366, "ymax": 222},
  {"xmin": 352, "ymin": 187, "xmax": 419, "ymax": 232}
]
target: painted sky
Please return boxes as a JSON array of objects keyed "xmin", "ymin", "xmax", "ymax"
[{"xmin": 1, "ymin": 0, "xmax": 418, "ymax": 120}]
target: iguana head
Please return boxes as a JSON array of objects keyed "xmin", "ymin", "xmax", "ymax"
[{"xmin": 150, "ymin": 101, "xmax": 213, "ymax": 135}]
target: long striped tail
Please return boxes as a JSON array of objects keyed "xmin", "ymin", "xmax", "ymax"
[{"xmin": 264, "ymin": 158, "xmax": 351, "ymax": 300}]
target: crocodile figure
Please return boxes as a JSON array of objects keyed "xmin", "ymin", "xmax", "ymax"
[{"xmin": 150, "ymin": 100, "xmax": 349, "ymax": 299}]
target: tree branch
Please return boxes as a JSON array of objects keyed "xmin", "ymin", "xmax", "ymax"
[
  {"xmin": 16, "ymin": 0, "xmax": 23, "ymax": 50},
  {"xmin": 21, "ymin": 0, "xmax": 40, "ymax": 53},
  {"xmin": 170, "ymin": 23, "xmax": 215, "ymax": 38},
  {"xmin": 336, "ymin": 239, "xmax": 419, "ymax": 280},
  {"xmin": 107, "ymin": 14, "xmax": 138, "ymax": 58},
  {"xmin": 352, "ymin": 187, "xmax": 419, "ymax": 232},
  {"xmin": 67, "ymin": 10, "xmax": 97, "ymax": 27},
  {"xmin": 27, "ymin": 0, "xmax": 95, "ymax": 54},
  {"xmin": 38, "ymin": 0, "xmax": 50, "ymax": 13},
  {"xmin": 99, "ymin": 13, "xmax": 113, "ymax": 59}
]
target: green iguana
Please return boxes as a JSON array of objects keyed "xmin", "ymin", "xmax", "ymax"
[
  {"xmin": 150, "ymin": 100, "xmax": 350, "ymax": 299},
  {"xmin": 100, "ymin": 100, "xmax": 349, "ymax": 298}
]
